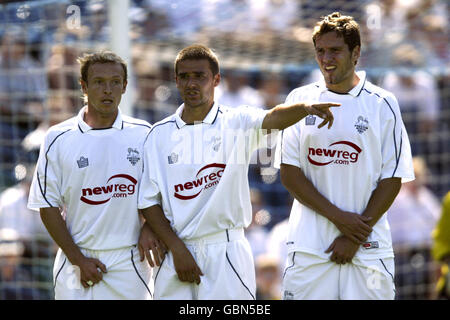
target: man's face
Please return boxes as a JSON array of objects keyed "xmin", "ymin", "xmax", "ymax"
[
  {"xmin": 175, "ymin": 59, "xmax": 220, "ymax": 110},
  {"xmin": 81, "ymin": 62, "xmax": 127, "ymax": 118},
  {"xmin": 314, "ymin": 32, "xmax": 360, "ymax": 90}
]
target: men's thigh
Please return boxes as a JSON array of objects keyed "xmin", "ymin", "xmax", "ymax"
[
  {"xmin": 96, "ymin": 246, "xmax": 153, "ymax": 300},
  {"xmin": 53, "ymin": 249, "xmax": 90, "ymax": 300},
  {"xmin": 340, "ymin": 257, "xmax": 395, "ymax": 300},
  {"xmin": 153, "ymin": 251, "xmax": 195, "ymax": 300},
  {"xmin": 54, "ymin": 247, "xmax": 153, "ymax": 300},
  {"xmin": 282, "ymin": 252, "xmax": 340, "ymax": 300},
  {"xmin": 198, "ymin": 239, "xmax": 256, "ymax": 300}
]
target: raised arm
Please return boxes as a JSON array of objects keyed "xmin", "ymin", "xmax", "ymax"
[{"xmin": 262, "ymin": 102, "xmax": 340, "ymax": 131}]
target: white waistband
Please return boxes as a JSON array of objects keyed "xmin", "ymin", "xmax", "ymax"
[{"xmin": 184, "ymin": 228, "xmax": 245, "ymax": 245}]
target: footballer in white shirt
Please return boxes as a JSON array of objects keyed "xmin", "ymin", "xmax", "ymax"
[
  {"xmin": 138, "ymin": 44, "xmax": 340, "ymax": 300},
  {"xmin": 277, "ymin": 12, "xmax": 415, "ymax": 300},
  {"xmin": 28, "ymin": 51, "xmax": 164, "ymax": 300}
]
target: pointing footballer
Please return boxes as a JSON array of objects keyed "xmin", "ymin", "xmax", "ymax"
[{"xmin": 138, "ymin": 44, "xmax": 339, "ymax": 300}]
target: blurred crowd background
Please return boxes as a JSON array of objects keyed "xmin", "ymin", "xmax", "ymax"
[{"xmin": 0, "ymin": 0, "xmax": 448, "ymax": 300}]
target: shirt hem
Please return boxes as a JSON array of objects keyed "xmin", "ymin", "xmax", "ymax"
[
  {"xmin": 27, "ymin": 203, "xmax": 57, "ymax": 211},
  {"xmin": 137, "ymin": 201, "xmax": 160, "ymax": 210},
  {"xmin": 286, "ymin": 246, "xmax": 395, "ymax": 260}
]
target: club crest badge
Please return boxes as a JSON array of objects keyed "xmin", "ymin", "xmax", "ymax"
[
  {"xmin": 305, "ymin": 115, "xmax": 316, "ymax": 126},
  {"xmin": 212, "ymin": 136, "xmax": 221, "ymax": 152},
  {"xmin": 168, "ymin": 152, "xmax": 178, "ymax": 164},
  {"xmin": 127, "ymin": 148, "xmax": 140, "ymax": 166},
  {"xmin": 355, "ymin": 116, "xmax": 369, "ymax": 133},
  {"xmin": 77, "ymin": 156, "xmax": 89, "ymax": 168}
]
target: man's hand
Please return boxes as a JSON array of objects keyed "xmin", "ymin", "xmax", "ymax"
[
  {"xmin": 72, "ymin": 256, "xmax": 107, "ymax": 288},
  {"xmin": 280, "ymin": 165, "xmax": 372, "ymax": 245},
  {"xmin": 39, "ymin": 208, "xmax": 107, "ymax": 288},
  {"xmin": 330, "ymin": 210, "xmax": 373, "ymax": 244},
  {"xmin": 325, "ymin": 235, "xmax": 360, "ymax": 265},
  {"xmin": 262, "ymin": 102, "xmax": 340, "ymax": 130},
  {"xmin": 140, "ymin": 205, "xmax": 203, "ymax": 284},
  {"xmin": 304, "ymin": 102, "xmax": 341, "ymax": 129},
  {"xmin": 171, "ymin": 240, "xmax": 203, "ymax": 285},
  {"xmin": 138, "ymin": 223, "xmax": 167, "ymax": 267}
]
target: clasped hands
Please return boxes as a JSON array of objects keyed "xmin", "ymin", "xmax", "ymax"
[{"xmin": 327, "ymin": 211, "xmax": 373, "ymax": 265}]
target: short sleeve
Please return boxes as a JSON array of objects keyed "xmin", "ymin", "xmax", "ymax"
[
  {"xmin": 27, "ymin": 130, "xmax": 66, "ymax": 210},
  {"xmin": 379, "ymin": 93, "xmax": 415, "ymax": 183},
  {"xmin": 274, "ymin": 90, "xmax": 302, "ymax": 169},
  {"xmin": 237, "ymin": 105, "xmax": 268, "ymax": 132},
  {"xmin": 228, "ymin": 106, "xmax": 270, "ymax": 156},
  {"xmin": 137, "ymin": 134, "xmax": 162, "ymax": 209}
]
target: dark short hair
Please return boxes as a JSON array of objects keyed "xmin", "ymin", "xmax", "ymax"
[
  {"xmin": 77, "ymin": 51, "xmax": 128, "ymax": 84},
  {"xmin": 174, "ymin": 44, "xmax": 220, "ymax": 76},
  {"xmin": 312, "ymin": 12, "xmax": 361, "ymax": 53}
]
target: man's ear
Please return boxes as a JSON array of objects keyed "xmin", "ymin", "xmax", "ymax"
[
  {"xmin": 213, "ymin": 73, "xmax": 221, "ymax": 87},
  {"xmin": 80, "ymin": 79, "xmax": 88, "ymax": 94},
  {"xmin": 122, "ymin": 80, "xmax": 128, "ymax": 94},
  {"xmin": 352, "ymin": 45, "xmax": 361, "ymax": 66}
]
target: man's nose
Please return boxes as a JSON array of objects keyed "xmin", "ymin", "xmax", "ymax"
[
  {"xmin": 322, "ymin": 51, "xmax": 334, "ymax": 63},
  {"xmin": 103, "ymin": 82, "xmax": 112, "ymax": 94},
  {"xmin": 186, "ymin": 76, "xmax": 199, "ymax": 88}
]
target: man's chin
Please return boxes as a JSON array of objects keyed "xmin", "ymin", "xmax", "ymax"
[
  {"xmin": 324, "ymin": 74, "xmax": 335, "ymax": 84},
  {"xmin": 94, "ymin": 103, "xmax": 120, "ymax": 116},
  {"xmin": 100, "ymin": 104, "xmax": 119, "ymax": 112},
  {"xmin": 185, "ymin": 99, "xmax": 205, "ymax": 108}
]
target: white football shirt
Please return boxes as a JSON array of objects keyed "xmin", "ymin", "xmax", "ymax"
[
  {"xmin": 28, "ymin": 107, "xmax": 151, "ymax": 250},
  {"xmin": 138, "ymin": 102, "xmax": 269, "ymax": 240},
  {"xmin": 276, "ymin": 71, "xmax": 415, "ymax": 260}
]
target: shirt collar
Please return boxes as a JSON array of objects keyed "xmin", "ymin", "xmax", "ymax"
[
  {"xmin": 76, "ymin": 106, "xmax": 123, "ymax": 133},
  {"xmin": 174, "ymin": 102, "xmax": 220, "ymax": 129},
  {"xmin": 316, "ymin": 71, "xmax": 367, "ymax": 97}
]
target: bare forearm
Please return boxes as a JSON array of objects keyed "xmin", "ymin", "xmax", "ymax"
[
  {"xmin": 40, "ymin": 207, "xmax": 84, "ymax": 264},
  {"xmin": 140, "ymin": 205, "xmax": 185, "ymax": 252},
  {"xmin": 262, "ymin": 101, "xmax": 340, "ymax": 130},
  {"xmin": 262, "ymin": 103, "xmax": 308, "ymax": 130},
  {"xmin": 361, "ymin": 177, "xmax": 402, "ymax": 227},
  {"xmin": 280, "ymin": 164, "xmax": 372, "ymax": 243},
  {"xmin": 280, "ymin": 164, "xmax": 340, "ymax": 222},
  {"xmin": 140, "ymin": 205, "xmax": 203, "ymax": 283}
]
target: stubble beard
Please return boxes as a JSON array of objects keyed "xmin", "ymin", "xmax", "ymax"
[{"xmin": 184, "ymin": 94, "xmax": 212, "ymax": 110}]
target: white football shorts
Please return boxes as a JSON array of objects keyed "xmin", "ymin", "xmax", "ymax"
[
  {"xmin": 282, "ymin": 251, "xmax": 395, "ymax": 300},
  {"xmin": 53, "ymin": 246, "xmax": 152, "ymax": 300},
  {"xmin": 153, "ymin": 228, "xmax": 256, "ymax": 300}
]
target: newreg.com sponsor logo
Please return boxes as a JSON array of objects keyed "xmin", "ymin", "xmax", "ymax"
[
  {"xmin": 80, "ymin": 174, "xmax": 137, "ymax": 205},
  {"xmin": 308, "ymin": 141, "xmax": 362, "ymax": 166},
  {"xmin": 173, "ymin": 163, "xmax": 225, "ymax": 200}
]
